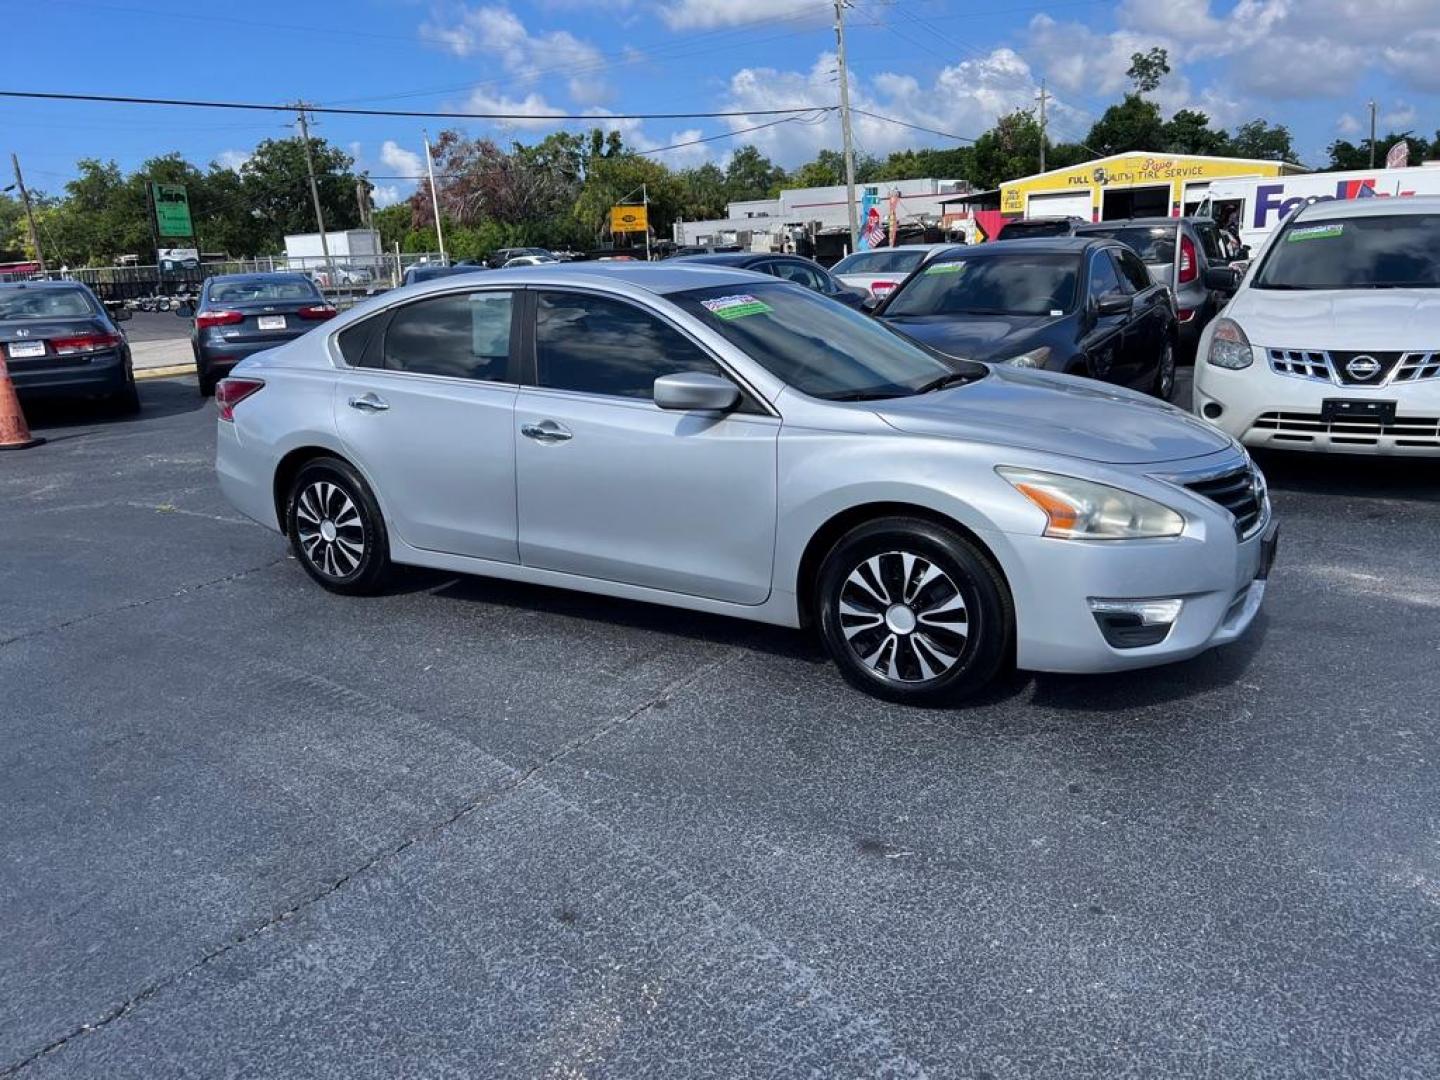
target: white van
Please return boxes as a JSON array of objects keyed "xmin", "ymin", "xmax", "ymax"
[{"xmin": 1201, "ymin": 165, "xmax": 1440, "ymax": 254}]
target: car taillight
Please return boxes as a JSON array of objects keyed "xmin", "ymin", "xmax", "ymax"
[
  {"xmin": 196, "ymin": 309, "xmax": 245, "ymax": 329},
  {"xmin": 297, "ymin": 304, "xmax": 337, "ymax": 320},
  {"xmin": 1177, "ymin": 308, "xmax": 1196, "ymax": 323},
  {"xmin": 51, "ymin": 332, "xmax": 122, "ymax": 355},
  {"xmin": 215, "ymin": 377, "xmax": 264, "ymax": 421},
  {"xmin": 871, "ymin": 281, "xmax": 897, "ymax": 296},
  {"xmin": 1179, "ymin": 235, "xmax": 1197, "ymax": 284}
]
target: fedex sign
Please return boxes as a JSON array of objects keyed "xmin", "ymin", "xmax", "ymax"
[{"xmin": 1253, "ymin": 177, "xmax": 1419, "ymax": 228}]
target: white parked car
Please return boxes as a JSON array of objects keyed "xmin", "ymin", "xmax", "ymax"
[
  {"xmin": 1193, "ymin": 197, "xmax": 1440, "ymax": 455},
  {"xmin": 500, "ymin": 254, "xmax": 560, "ymax": 269},
  {"xmin": 830, "ymin": 244, "xmax": 963, "ymax": 302}
]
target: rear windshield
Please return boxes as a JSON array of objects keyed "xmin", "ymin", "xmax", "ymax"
[
  {"xmin": 208, "ymin": 279, "xmax": 319, "ymax": 303},
  {"xmin": 1255, "ymin": 213, "xmax": 1440, "ymax": 289},
  {"xmin": 883, "ymin": 253, "xmax": 1080, "ymax": 317},
  {"xmin": 832, "ymin": 249, "xmax": 929, "ymax": 275},
  {"xmin": 0, "ymin": 288, "xmax": 95, "ymax": 320},
  {"xmin": 998, "ymin": 220, "xmax": 1072, "ymax": 239},
  {"xmin": 1078, "ymin": 225, "xmax": 1176, "ymax": 264}
]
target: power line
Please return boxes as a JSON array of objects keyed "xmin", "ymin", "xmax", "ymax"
[
  {"xmin": 852, "ymin": 108, "xmax": 978, "ymax": 143},
  {"xmin": 636, "ymin": 111, "xmax": 832, "ymax": 156},
  {"xmin": 0, "ymin": 90, "xmax": 830, "ymax": 121}
]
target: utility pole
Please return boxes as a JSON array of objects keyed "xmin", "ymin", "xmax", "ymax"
[
  {"xmin": 1368, "ymin": 99, "xmax": 1377, "ymax": 168},
  {"xmin": 355, "ymin": 174, "xmax": 373, "ymax": 232},
  {"xmin": 10, "ymin": 153, "xmax": 46, "ymax": 276},
  {"xmin": 1036, "ymin": 79, "xmax": 1050, "ymax": 174},
  {"xmin": 833, "ymin": 0, "xmax": 859, "ymax": 252},
  {"xmin": 294, "ymin": 104, "xmax": 333, "ymax": 288},
  {"xmin": 422, "ymin": 129, "xmax": 447, "ymax": 264},
  {"xmin": 643, "ymin": 183, "xmax": 651, "ymax": 261}
]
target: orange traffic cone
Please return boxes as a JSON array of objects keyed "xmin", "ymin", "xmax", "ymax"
[{"xmin": 0, "ymin": 353, "xmax": 44, "ymax": 451}]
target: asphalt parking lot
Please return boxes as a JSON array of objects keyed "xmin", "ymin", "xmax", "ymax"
[{"xmin": 2, "ymin": 375, "xmax": 1437, "ymax": 1078}]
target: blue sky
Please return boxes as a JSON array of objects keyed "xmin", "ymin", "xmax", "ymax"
[{"xmin": 9, "ymin": 0, "xmax": 1439, "ymax": 206}]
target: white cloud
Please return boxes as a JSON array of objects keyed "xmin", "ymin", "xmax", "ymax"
[
  {"xmin": 214, "ymin": 149, "xmax": 250, "ymax": 172},
  {"xmin": 657, "ymin": 0, "xmax": 823, "ymax": 31},
  {"xmin": 421, "ymin": 4, "xmax": 610, "ymax": 104},
  {"xmin": 1382, "ymin": 102, "xmax": 1418, "ymax": 129},
  {"xmin": 380, "ymin": 140, "xmax": 423, "ymax": 177},
  {"xmin": 461, "ymin": 88, "xmax": 569, "ymax": 130},
  {"xmin": 1336, "ymin": 113, "xmax": 1362, "ymax": 136},
  {"xmin": 371, "ymin": 185, "xmax": 403, "ymax": 208}
]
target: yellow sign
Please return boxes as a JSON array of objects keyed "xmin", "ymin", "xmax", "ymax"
[{"xmin": 610, "ymin": 205, "xmax": 649, "ymax": 233}]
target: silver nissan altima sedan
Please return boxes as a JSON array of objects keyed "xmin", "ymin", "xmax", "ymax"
[{"xmin": 214, "ymin": 263, "xmax": 1278, "ymax": 704}]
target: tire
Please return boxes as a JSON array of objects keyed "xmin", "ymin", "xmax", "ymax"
[
  {"xmin": 109, "ymin": 373, "xmax": 140, "ymax": 416},
  {"xmin": 285, "ymin": 457, "xmax": 391, "ymax": 595},
  {"xmin": 815, "ymin": 517, "xmax": 1012, "ymax": 705},
  {"xmin": 1152, "ymin": 337, "xmax": 1176, "ymax": 401},
  {"xmin": 196, "ymin": 355, "xmax": 216, "ymax": 398}
]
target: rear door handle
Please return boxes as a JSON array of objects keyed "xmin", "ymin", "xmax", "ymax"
[
  {"xmin": 348, "ymin": 393, "xmax": 389, "ymax": 413},
  {"xmin": 521, "ymin": 420, "xmax": 573, "ymax": 443}
]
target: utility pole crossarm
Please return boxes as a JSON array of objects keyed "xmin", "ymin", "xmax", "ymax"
[{"xmin": 833, "ymin": 0, "xmax": 859, "ymax": 251}]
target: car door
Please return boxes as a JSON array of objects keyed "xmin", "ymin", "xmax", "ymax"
[
  {"xmin": 1077, "ymin": 249, "xmax": 1132, "ymax": 386},
  {"xmin": 1111, "ymin": 247, "xmax": 1171, "ymax": 388},
  {"xmin": 514, "ymin": 288, "xmax": 779, "ymax": 605},
  {"xmin": 332, "ymin": 287, "xmax": 521, "ymax": 563}
]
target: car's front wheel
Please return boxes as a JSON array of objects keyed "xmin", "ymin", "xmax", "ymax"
[
  {"xmin": 1152, "ymin": 337, "xmax": 1176, "ymax": 401},
  {"xmin": 815, "ymin": 518, "xmax": 1012, "ymax": 705},
  {"xmin": 285, "ymin": 458, "xmax": 391, "ymax": 595}
]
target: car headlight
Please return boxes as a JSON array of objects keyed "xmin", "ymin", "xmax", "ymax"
[
  {"xmin": 1005, "ymin": 346, "xmax": 1052, "ymax": 369},
  {"xmin": 997, "ymin": 467, "xmax": 1185, "ymax": 540},
  {"xmin": 1206, "ymin": 318, "xmax": 1253, "ymax": 370}
]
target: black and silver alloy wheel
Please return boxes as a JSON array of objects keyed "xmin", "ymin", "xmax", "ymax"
[
  {"xmin": 838, "ymin": 552, "xmax": 968, "ymax": 682},
  {"xmin": 295, "ymin": 480, "xmax": 366, "ymax": 580},
  {"xmin": 816, "ymin": 517, "xmax": 1012, "ymax": 705},
  {"xmin": 286, "ymin": 457, "xmax": 391, "ymax": 595},
  {"xmin": 1155, "ymin": 339, "xmax": 1176, "ymax": 401}
]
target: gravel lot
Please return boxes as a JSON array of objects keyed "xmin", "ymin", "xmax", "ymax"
[{"xmin": 2, "ymin": 375, "xmax": 1437, "ymax": 1078}]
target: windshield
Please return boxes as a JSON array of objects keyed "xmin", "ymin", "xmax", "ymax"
[
  {"xmin": 832, "ymin": 249, "xmax": 929, "ymax": 276},
  {"xmin": 209, "ymin": 279, "xmax": 319, "ymax": 303},
  {"xmin": 1078, "ymin": 226, "xmax": 1176, "ymax": 264},
  {"xmin": 0, "ymin": 288, "xmax": 95, "ymax": 320},
  {"xmin": 883, "ymin": 254, "xmax": 1079, "ymax": 317},
  {"xmin": 671, "ymin": 282, "xmax": 983, "ymax": 401},
  {"xmin": 1255, "ymin": 213, "xmax": 1440, "ymax": 289}
]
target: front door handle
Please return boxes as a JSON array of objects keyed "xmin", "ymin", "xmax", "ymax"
[
  {"xmin": 348, "ymin": 393, "xmax": 389, "ymax": 413},
  {"xmin": 521, "ymin": 420, "xmax": 573, "ymax": 444}
]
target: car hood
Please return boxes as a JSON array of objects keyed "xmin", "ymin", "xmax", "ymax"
[
  {"xmin": 880, "ymin": 313, "xmax": 1056, "ymax": 361},
  {"xmin": 1227, "ymin": 287, "xmax": 1440, "ymax": 349},
  {"xmin": 874, "ymin": 365, "xmax": 1234, "ymax": 464}
]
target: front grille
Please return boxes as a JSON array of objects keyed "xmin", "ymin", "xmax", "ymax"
[
  {"xmin": 1267, "ymin": 348, "xmax": 1440, "ymax": 385},
  {"xmin": 1184, "ymin": 466, "xmax": 1263, "ymax": 538},
  {"xmin": 1251, "ymin": 410, "xmax": 1440, "ymax": 448}
]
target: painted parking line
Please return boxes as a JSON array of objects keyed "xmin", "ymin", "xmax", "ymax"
[{"xmin": 135, "ymin": 363, "xmax": 197, "ymax": 381}]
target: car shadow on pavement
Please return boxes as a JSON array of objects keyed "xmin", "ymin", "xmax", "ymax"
[
  {"xmin": 1255, "ymin": 448, "xmax": 1437, "ymax": 502},
  {"xmin": 23, "ymin": 378, "xmax": 207, "ymax": 431}
]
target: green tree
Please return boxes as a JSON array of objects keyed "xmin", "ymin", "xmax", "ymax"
[
  {"xmin": 1085, "ymin": 95, "xmax": 1166, "ymax": 157},
  {"xmin": 574, "ymin": 153, "xmax": 684, "ymax": 242},
  {"xmin": 724, "ymin": 145, "xmax": 788, "ymax": 201},
  {"xmin": 1323, "ymin": 130, "xmax": 1424, "ymax": 170},
  {"xmin": 240, "ymin": 135, "xmax": 361, "ymax": 246},
  {"xmin": 876, "ymin": 146, "xmax": 973, "ymax": 182},
  {"xmin": 1162, "ymin": 109, "xmax": 1230, "ymax": 155},
  {"xmin": 0, "ymin": 194, "xmax": 25, "ymax": 261},
  {"xmin": 1228, "ymin": 119, "xmax": 1295, "ymax": 162},
  {"xmin": 676, "ymin": 162, "xmax": 728, "ymax": 220},
  {"xmin": 970, "ymin": 110, "xmax": 1046, "ymax": 188},
  {"xmin": 1127, "ymin": 47, "xmax": 1171, "ymax": 95}
]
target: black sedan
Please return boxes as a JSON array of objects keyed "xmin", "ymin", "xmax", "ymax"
[
  {"xmin": 0, "ymin": 280, "xmax": 137, "ymax": 413},
  {"xmin": 672, "ymin": 252, "xmax": 869, "ymax": 308},
  {"xmin": 874, "ymin": 238, "xmax": 1177, "ymax": 399},
  {"xmin": 183, "ymin": 273, "xmax": 335, "ymax": 396}
]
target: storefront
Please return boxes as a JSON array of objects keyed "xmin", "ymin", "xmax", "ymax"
[{"xmin": 999, "ymin": 153, "xmax": 1306, "ymax": 223}]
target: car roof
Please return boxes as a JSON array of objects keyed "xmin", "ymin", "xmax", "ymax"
[
  {"xmin": 1294, "ymin": 194, "xmax": 1440, "ymax": 223},
  {"xmin": 380, "ymin": 261, "xmax": 779, "ymax": 301},
  {"xmin": 1075, "ymin": 217, "xmax": 1183, "ymax": 230},
  {"xmin": 0, "ymin": 279, "xmax": 90, "ymax": 291},
  {"xmin": 944, "ymin": 237, "xmax": 1100, "ymax": 256},
  {"xmin": 673, "ymin": 252, "xmax": 768, "ymax": 266},
  {"xmin": 206, "ymin": 272, "xmax": 314, "ymax": 284},
  {"xmin": 837, "ymin": 244, "xmax": 959, "ymax": 257}
]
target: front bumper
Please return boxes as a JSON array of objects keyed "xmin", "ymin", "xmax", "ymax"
[
  {"xmin": 1194, "ymin": 358, "xmax": 1440, "ymax": 456},
  {"xmin": 11, "ymin": 349, "xmax": 130, "ymax": 398},
  {"xmin": 997, "ymin": 511, "xmax": 1276, "ymax": 674}
]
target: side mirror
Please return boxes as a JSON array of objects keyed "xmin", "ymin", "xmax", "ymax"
[
  {"xmin": 1095, "ymin": 292, "xmax": 1133, "ymax": 317},
  {"xmin": 175, "ymin": 302, "xmax": 195, "ymax": 318},
  {"xmin": 1204, "ymin": 266, "xmax": 1241, "ymax": 293},
  {"xmin": 653, "ymin": 371, "xmax": 740, "ymax": 412}
]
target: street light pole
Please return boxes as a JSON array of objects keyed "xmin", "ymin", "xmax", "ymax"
[{"xmin": 833, "ymin": 0, "xmax": 859, "ymax": 252}]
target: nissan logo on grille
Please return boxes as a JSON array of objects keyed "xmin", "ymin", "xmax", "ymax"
[{"xmin": 1345, "ymin": 354, "xmax": 1382, "ymax": 380}]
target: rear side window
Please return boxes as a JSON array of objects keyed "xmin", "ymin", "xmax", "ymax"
[
  {"xmin": 765, "ymin": 260, "xmax": 828, "ymax": 292},
  {"xmin": 534, "ymin": 291, "xmax": 722, "ymax": 399},
  {"xmin": 336, "ymin": 319, "xmax": 376, "ymax": 367},
  {"xmin": 383, "ymin": 291, "xmax": 515, "ymax": 381}
]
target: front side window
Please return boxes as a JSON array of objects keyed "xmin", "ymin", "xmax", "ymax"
[
  {"xmin": 383, "ymin": 290, "xmax": 514, "ymax": 381},
  {"xmin": 535, "ymin": 291, "xmax": 722, "ymax": 399},
  {"xmin": 1113, "ymin": 249, "xmax": 1154, "ymax": 293},
  {"xmin": 766, "ymin": 260, "xmax": 827, "ymax": 292},
  {"xmin": 1088, "ymin": 251, "xmax": 1125, "ymax": 301},
  {"xmin": 884, "ymin": 254, "xmax": 1080, "ymax": 317},
  {"xmin": 672, "ymin": 283, "xmax": 982, "ymax": 401},
  {"xmin": 1254, "ymin": 213, "xmax": 1440, "ymax": 289}
]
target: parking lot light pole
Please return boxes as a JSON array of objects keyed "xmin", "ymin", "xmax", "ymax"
[{"xmin": 294, "ymin": 104, "xmax": 334, "ymax": 293}]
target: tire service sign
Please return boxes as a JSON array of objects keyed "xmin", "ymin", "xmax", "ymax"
[{"xmin": 153, "ymin": 183, "xmax": 195, "ymax": 238}]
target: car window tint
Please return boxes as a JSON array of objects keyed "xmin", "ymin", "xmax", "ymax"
[
  {"xmin": 1088, "ymin": 251, "xmax": 1125, "ymax": 300},
  {"xmin": 0, "ymin": 288, "xmax": 94, "ymax": 319},
  {"xmin": 768, "ymin": 260, "xmax": 826, "ymax": 291},
  {"xmin": 1194, "ymin": 222, "xmax": 1225, "ymax": 261},
  {"xmin": 1114, "ymin": 250, "xmax": 1152, "ymax": 293},
  {"xmin": 337, "ymin": 319, "xmax": 377, "ymax": 367},
  {"xmin": 535, "ymin": 291, "xmax": 722, "ymax": 399},
  {"xmin": 383, "ymin": 290, "xmax": 514, "ymax": 381},
  {"xmin": 209, "ymin": 280, "xmax": 319, "ymax": 303}
]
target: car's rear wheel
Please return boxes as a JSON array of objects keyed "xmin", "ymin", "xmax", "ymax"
[
  {"xmin": 196, "ymin": 357, "xmax": 215, "ymax": 398},
  {"xmin": 285, "ymin": 458, "xmax": 391, "ymax": 595},
  {"xmin": 815, "ymin": 518, "xmax": 1012, "ymax": 705},
  {"xmin": 109, "ymin": 372, "xmax": 140, "ymax": 416},
  {"xmin": 1152, "ymin": 338, "xmax": 1176, "ymax": 400}
]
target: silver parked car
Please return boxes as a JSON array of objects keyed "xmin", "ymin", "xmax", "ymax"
[{"xmin": 214, "ymin": 263, "xmax": 1277, "ymax": 704}]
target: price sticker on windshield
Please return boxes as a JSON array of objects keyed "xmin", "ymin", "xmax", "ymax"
[
  {"xmin": 924, "ymin": 262, "xmax": 967, "ymax": 275},
  {"xmin": 1288, "ymin": 224, "xmax": 1344, "ymax": 243},
  {"xmin": 701, "ymin": 294, "xmax": 773, "ymax": 320}
]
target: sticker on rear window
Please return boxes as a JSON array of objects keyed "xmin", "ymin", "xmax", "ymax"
[
  {"xmin": 701, "ymin": 294, "xmax": 772, "ymax": 320},
  {"xmin": 1287, "ymin": 224, "xmax": 1344, "ymax": 242},
  {"xmin": 924, "ymin": 262, "xmax": 967, "ymax": 274}
]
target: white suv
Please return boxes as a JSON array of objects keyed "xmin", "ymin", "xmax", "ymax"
[{"xmin": 1193, "ymin": 196, "xmax": 1440, "ymax": 455}]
